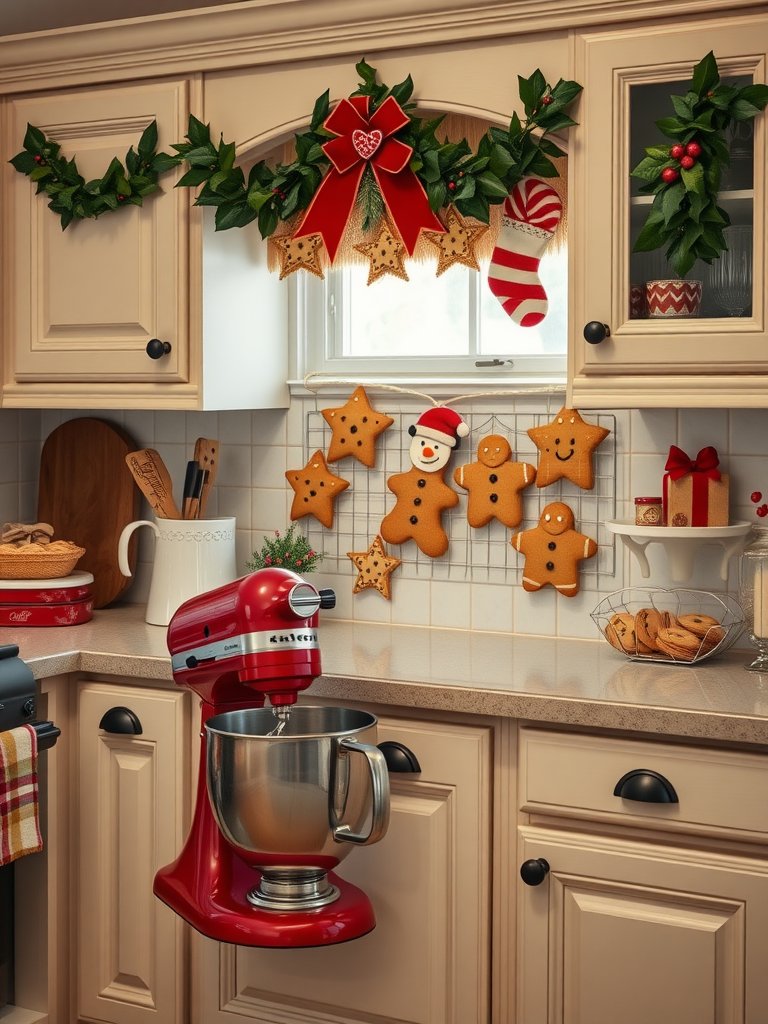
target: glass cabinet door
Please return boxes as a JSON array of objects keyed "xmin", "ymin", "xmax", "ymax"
[
  {"xmin": 629, "ymin": 75, "xmax": 755, "ymax": 323},
  {"xmin": 571, "ymin": 16, "xmax": 767, "ymax": 407}
]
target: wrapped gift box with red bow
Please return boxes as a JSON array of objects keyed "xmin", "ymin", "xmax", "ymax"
[{"xmin": 662, "ymin": 445, "xmax": 729, "ymax": 527}]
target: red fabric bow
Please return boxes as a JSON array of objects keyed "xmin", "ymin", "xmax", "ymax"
[
  {"xmin": 293, "ymin": 94, "xmax": 444, "ymax": 262},
  {"xmin": 664, "ymin": 445, "xmax": 721, "ymax": 482}
]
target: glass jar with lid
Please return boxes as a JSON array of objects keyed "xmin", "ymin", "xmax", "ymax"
[{"xmin": 737, "ymin": 526, "xmax": 768, "ymax": 672}]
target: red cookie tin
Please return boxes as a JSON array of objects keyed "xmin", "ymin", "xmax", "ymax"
[
  {"xmin": 0, "ymin": 597, "xmax": 93, "ymax": 627},
  {"xmin": 0, "ymin": 571, "xmax": 94, "ymax": 606}
]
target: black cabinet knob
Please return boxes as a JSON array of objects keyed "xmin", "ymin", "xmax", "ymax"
[
  {"xmin": 583, "ymin": 321, "xmax": 611, "ymax": 344},
  {"xmin": 520, "ymin": 858, "xmax": 550, "ymax": 886},
  {"xmin": 613, "ymin": 768, "xmax": 678, "ymax": 804},
  {"xmin": 146, "ymin": 338, "xmax": 172, "ymax": 360},
  {"xmin": 378, "ymin": 741, "xmax": 421, "ymax": 773},
  {"xmin": 99, "ymin": 706, "xmax": 143, "ymax": 735}
]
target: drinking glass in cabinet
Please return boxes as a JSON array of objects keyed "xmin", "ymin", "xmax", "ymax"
[{"xmin": 707, "ymin": 225, "xmax": 752, "ymax": 317}]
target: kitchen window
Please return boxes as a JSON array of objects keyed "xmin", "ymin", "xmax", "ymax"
[{"xmin": 296, "ymin": 246, "xmax": 567, "ymax": 384}]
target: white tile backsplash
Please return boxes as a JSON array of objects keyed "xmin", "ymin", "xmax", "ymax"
[{"xmin": 2, "ymin": 400, "xmax": 766, "ymax": 638}]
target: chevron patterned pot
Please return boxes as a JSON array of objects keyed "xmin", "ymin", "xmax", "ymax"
[{"xmin": 645, "ymin": 279, "xmax": 703, "ymax": 318}]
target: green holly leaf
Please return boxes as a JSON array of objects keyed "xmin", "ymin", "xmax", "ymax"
[
  {"xmin": 690, "ymin": 51, "xmax": 720, "ymax": 98},
  {"xmin": 23, "ymin": 124, "xmax": 46, "ymax": 154},
  {"xmin": 186, "ymin": 115, "xmax": 211, "ymax": 148},
  {"xmin": 176, "ymin": 167, "xmax": 213, "ymax": 188},
  {"xmin": 151, "ymin": 152, "xmax": 181, "ymax": 173},
  {"xmin": 9, "ymin": 150, "xmax": 37, "ymax": 173},
  {"xmin": 217, "ymin": 140, "xmax": 236, "ymax": 173},
  {"xmin": 681, "ymin": 161, "xmax": 705, "ymax": 195},
  {"xmin": 137, "ymin": 120, "xmax": 158, "ymax": 158},
  {"xmin": 630, "ymin": 155, "xmax": 666, "ymax": 181},
  {"xmin": 738, "ymin": 84, "xmax": 768, "ymax": 110},
  {"xmin": 632, "ymin": 210, "xmax": 665, "ymax": 252},
  {"xmin": 455, "ymin": 192, "xmax": 489, "ymax": 222},
  {"xmin": 426, "ymin": 179, "xmax": 447, "ymax": 212},
  {"xmin": 388, "ymin": 74, "xmax": 414, "ymax": 108},
  {"xmin": 477, "ymin": 171, "xmax": 508, "ymax": 199}
]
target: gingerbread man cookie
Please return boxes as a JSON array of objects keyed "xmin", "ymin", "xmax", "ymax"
[
  {"xmin": 322, "ymin": 387, "xmax": 394, "ymax": 468},
  {"xmin": 510, "ymin": 501, "xmax": 597, "ymax": 597},
  {"xmin": 286, "ymin": 450, "xmax": 350, "ymax": 528},
  {"xmin": 453, "ymin": 434, "xmax": 536, "ymax": 528},
  {"xmin": 347, "ymin": 535, "xmax": 401, "ymax": 599},
  {"xmin": 380, "ymin": 406, "xmax": 468, "ymax": 558},
  {"xmin": 527, "ymin": 407, "xmax": 610, "ymax": 490}
]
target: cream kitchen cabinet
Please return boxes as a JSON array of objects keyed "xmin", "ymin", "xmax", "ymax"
[
  {"xmin": 76, "ymin": 680, "xmax": 192, "ymax": 1024},
  {"xmin": 191, "ymin": 709, "xmax": 495, "ymax": 1024},
  {"xmin": 1, "ymin": 78, "xmax": 289, "ymax": 411},
  {"xmin": 516, "ymin": 726, "xmax": 768, "ymax": 1024},
  {"xmin": 569, "ymin": 12, "xmax": 768, "ymax": 408}
]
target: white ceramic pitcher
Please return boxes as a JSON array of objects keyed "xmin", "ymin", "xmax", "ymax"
[{"xmin": 118, "ymin": 516, "xmax": 237, "ymax": 626}]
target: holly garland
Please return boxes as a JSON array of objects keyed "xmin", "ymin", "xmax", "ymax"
[
  {"xmin": 170, "ymin": 60, "xmax": 581, "ymax": 245},
  {"xmin": 631, "ymin": 51, "xmax": 768, "ymax": 278},
  {"xmin": 9, "ymin": 60, "xmax": 582, "ymax": 263},
  {"xmin": 9, "ymin": 121, "xmax": 181, "ymax": 230}
]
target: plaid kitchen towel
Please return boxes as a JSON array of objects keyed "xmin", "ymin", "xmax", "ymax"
[{"xmin": 0, "ymin": 724, "xmax": 42, "ymax": 866}]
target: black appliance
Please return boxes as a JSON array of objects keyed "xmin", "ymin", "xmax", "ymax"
[{"xmin": 0, "ymin": 643, "xmax": 60, "ymax": 1009}]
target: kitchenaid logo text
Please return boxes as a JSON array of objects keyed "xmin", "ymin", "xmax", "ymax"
[{"xmin": 269, "ymin": 632, "xmax": 318, "ymax": 645}]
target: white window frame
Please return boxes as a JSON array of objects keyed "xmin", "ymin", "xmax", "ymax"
[{"xmin": 294, "ymin": 250, "xmax": 568, "ymax": 386}]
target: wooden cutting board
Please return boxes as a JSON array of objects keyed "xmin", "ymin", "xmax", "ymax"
[{"xmin": 37, "ymin": 418, "xmax": 141, "ymax": 609}]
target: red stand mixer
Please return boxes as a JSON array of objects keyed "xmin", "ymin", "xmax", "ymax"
[{"xmin": 153, "ymin": 567, "xmax": 390, "ymax": 948}]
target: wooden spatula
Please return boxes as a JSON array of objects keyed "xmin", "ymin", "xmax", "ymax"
[
  {"xmin": 193, "ymin": 437, "xmax": 219, "ymax": 518},
  {"xmin": 125, "ymin": 449, "xmax": 181, "ymax": 519}
]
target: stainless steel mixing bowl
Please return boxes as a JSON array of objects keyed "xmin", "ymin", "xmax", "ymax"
[{"xmin": 205, "ymin": 705, "xmax": 390, "ymax": 869}]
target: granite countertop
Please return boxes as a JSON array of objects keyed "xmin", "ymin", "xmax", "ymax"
[{"xmin": 7, "ymin": 604, "xmax": 768, "ymax": 746}]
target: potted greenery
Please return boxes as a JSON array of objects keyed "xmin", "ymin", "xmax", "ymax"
[
  {"xmin": 246, "ymin": 524, "xmax": 323, "ymax": 575},
  {"xmin": 630, "ymin": 52, "xmax": 767, "ymax": 318}
]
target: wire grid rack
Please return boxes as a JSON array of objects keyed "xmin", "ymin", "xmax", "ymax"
[{"xmin": 302, "ymin": 399, "xmax": 617, "ymax": 586}]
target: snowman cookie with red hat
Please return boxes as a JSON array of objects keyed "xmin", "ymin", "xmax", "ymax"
[{"xmin": 380, "ymin": 406, "xmax": 469, "ymax": 558}]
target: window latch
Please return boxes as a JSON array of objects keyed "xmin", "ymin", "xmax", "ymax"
[{"xmin": 474, "ymin": 359, "xmax": 513, "ymax": 367}]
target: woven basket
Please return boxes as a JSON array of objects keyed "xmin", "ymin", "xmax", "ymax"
[{"xmin": 0, "ymin": 545, "xmax": 86, "ymax": 580}]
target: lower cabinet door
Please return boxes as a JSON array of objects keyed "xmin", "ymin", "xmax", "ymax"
[
  {"xmin": 518, "ymin": 825, "xmax": 768, "ymax": 1024},
  {"xmin": 77, "ymin": 682, "xmax": 189, "ymax": 1024},
  {"xmin": 193, "ymin": 714, "xmax": 493, "ymax": 1024}
]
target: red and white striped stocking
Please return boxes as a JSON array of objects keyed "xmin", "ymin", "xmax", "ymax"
[{"xmin": 488, "ymin": 177, "xmax": 562, "ymax": 327}]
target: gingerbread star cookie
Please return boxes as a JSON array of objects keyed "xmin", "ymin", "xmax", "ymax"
[
  {"xmin": 527, "ymin": 407, "xmax": 610, "ymax": 490},
  {"xmin": 510, "ymin": 501, "xmax": 597, "ymax": 597},
  {"xmin": 322, "ymin": 386, "xmax": 394, "ymax": 468},
  {"xmin": 347, "ymin": 535, "xmax": 401, "ymax": 599},
  {"xmin": 286, "ymin": 450, "xmax": 350, "ymax": 528},
  {"xmin": 271, "ymin": 232, "xmax": 325, "ymax": 280},
  {"xmin": 424, "ymin": 206, "xmax": 488, "ymax": 276},
  {"xmin": 354, "ymin": 220, "xmax": 409, "ymax": 285}
]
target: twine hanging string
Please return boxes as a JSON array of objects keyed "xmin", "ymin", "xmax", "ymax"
[{"xmin": 302, "ymin": 372, "xmax": 565, "ymax": 408}]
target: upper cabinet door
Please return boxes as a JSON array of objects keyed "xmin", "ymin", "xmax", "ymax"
[
  {"xmin": 3, "ymin": 78, "xmax": 190, "ymax": 399},
  {"xmin": 569, "ymin": 15, "xmax": 767, "ymax": 407}
]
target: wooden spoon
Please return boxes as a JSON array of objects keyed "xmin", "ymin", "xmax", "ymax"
[
  {"xmin": 193, "ymin": 437, "xmax": 219, "ymax": 518},
  {"xmin": 124, "ymin": 449, "xmax": 181, "ymax": 519}
]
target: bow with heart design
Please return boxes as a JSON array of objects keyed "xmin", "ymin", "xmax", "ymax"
[{"xmin": 293, "ymin": 94, "xmax": 444, "ymax": 263}]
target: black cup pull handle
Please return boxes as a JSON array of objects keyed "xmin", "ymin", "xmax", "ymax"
[
  {"xmin": 613, "ymin": 768, "xmax": 678, "ymax": 804},
  {"xmin": 583, "ymin": 321, "xmax": 611, "ymax": 344},
  {"xmin": 520, "ymin": 858, "xmax": 550, "ymax": 886},
  {"xmin": 146, "ymin": 338, "xmax": 172, "ymax": 360},
  {"xmin": 378, "ymin": 741, "xmax": 421, "ymax": 773},
  {"xmin": 99, "ymin": 706, "xmax": 143, "ymax": 735}
]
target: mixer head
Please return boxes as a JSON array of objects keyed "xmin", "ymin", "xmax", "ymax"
[{"xmin": 166, "ymin": 567, "xmax": 335, "ymax": 707}]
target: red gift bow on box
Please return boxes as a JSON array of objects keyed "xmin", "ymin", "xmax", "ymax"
[
  {"xmin": 293, "ymin": 94, "xmax": 445, "ymax": 263},
  {"xmin": 664, "ymin": 445, "xmax": 722, "ymax": 482}
]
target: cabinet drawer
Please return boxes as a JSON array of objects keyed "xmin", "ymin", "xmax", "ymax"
[{"xmin": 519, "ymin": 727, "xmax": 768, "ymax": 839}]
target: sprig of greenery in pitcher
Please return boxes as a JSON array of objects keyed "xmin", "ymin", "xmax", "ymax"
[{"xmin": 630, "ymin": 52, "xmax": 768, "ymax": 278}]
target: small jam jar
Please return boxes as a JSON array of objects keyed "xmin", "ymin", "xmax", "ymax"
[{"xmin": 634, "ymin": 496, "xmax": 663, "ymax": 526}]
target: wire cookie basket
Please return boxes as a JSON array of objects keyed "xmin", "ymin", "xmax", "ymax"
[
  {"xmin": 591, "ymin": 588, "xmax": 745, "ymax": 664},
  {"xmin": 302, "ymin": 399, "xmax": 617, "ymax": 586}
]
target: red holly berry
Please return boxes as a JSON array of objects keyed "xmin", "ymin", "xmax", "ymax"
[
  {"xmin": 117, "ymin": 194, "xmax": 126, "ymax": 201},
  {"xmin": 685, "ymin": 141, "xmax": 702, "ymax": 158},
  {"xmin": 447, "ymin": 180, "xmax": 456, "ymax": 191},
  {"xmin": 661, "ymin": 167, "xmax": 679, "ymax": 183},
  {"xmin": 542, "ymin": 95, "xmax": 553, "ymax": 106},
  {"xmin": 758, "ymin": 505, "xmax": 768, "ymax": 518},
  {"xmin": 680, "ymin": 155, "xmax": 696, "ymax": 170},
  {"xmin": 669, "ymin": 144, "xmax": 685, "ymax": 160},
  {"xmin": 751, "ymin": 491, "xmax": 763, "ymax": 503},
  {"xmin": 33, "ymin": 154, "xmax": 43, "ymax": 163}
]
